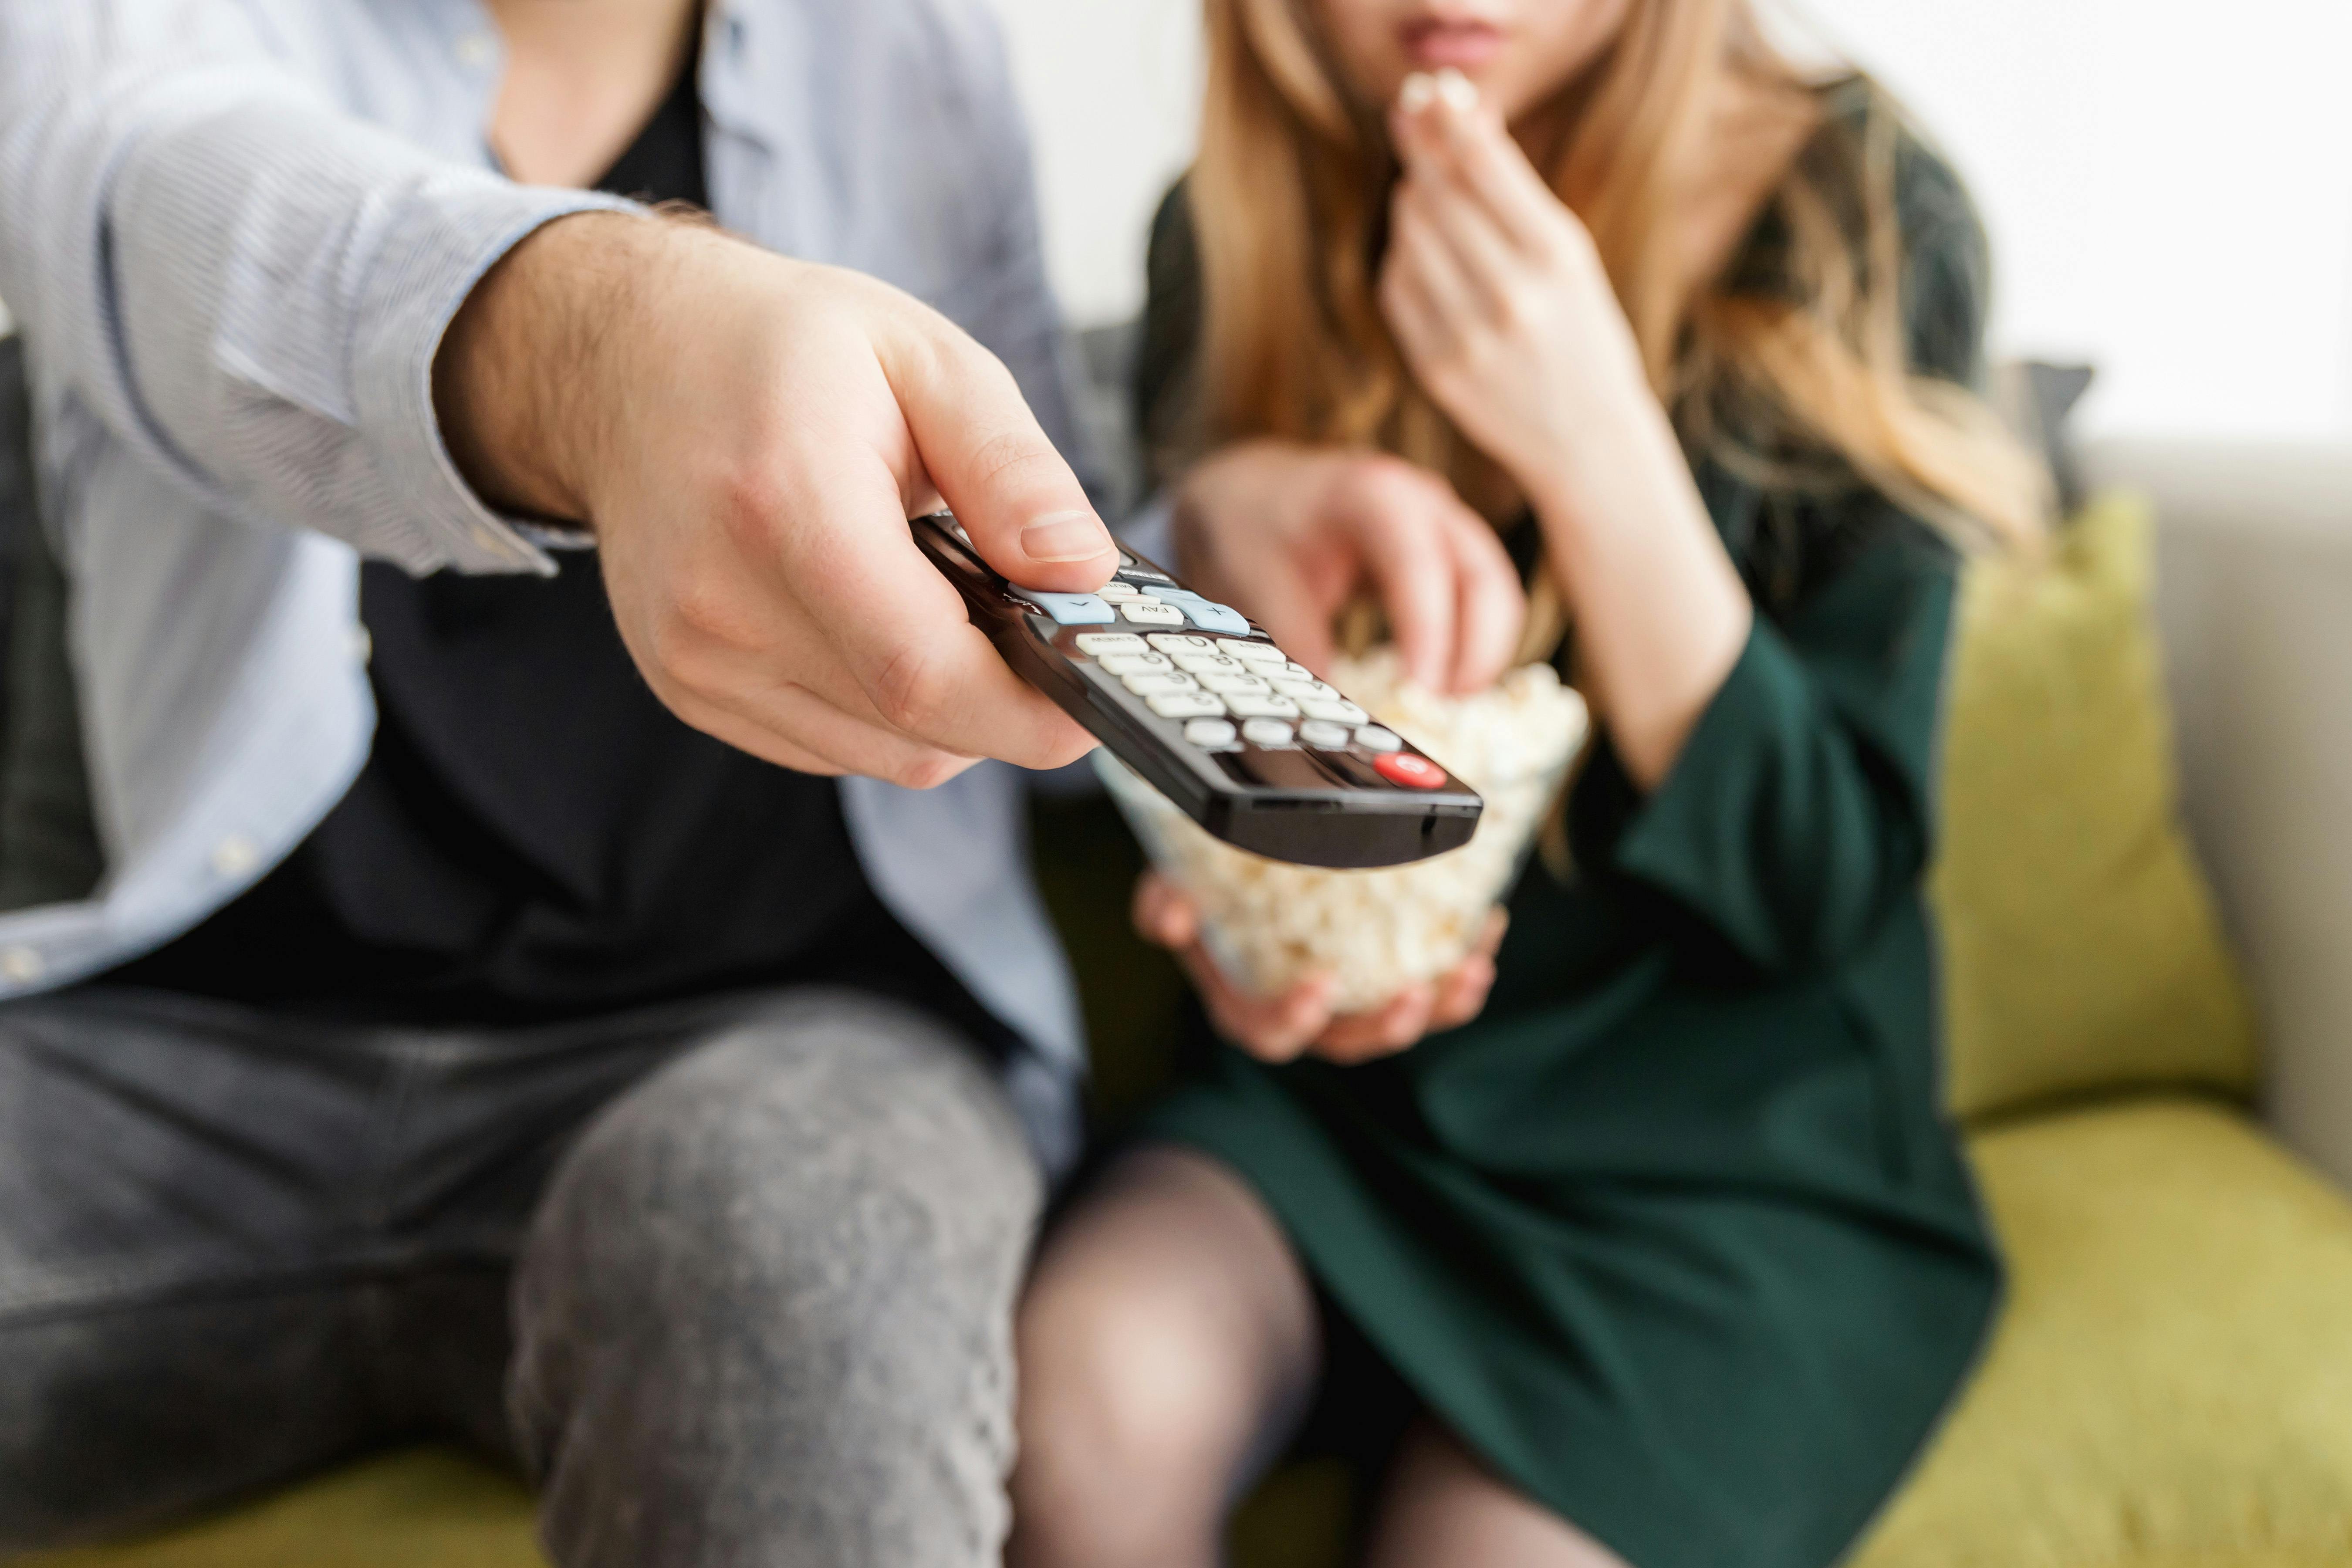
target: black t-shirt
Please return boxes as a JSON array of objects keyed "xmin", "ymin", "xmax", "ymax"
[{"xmin": 112, "ymin": 56, "xmax": 1000, "ymax": 1039}]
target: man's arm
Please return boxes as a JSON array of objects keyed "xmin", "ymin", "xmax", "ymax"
[
  {"xmin": 3, "ymin": 1, "xmax": 1121, "ymax": 786},
  {"xmin": 0, "ymin": 0, "xmax": 628, "ymax": 574}
]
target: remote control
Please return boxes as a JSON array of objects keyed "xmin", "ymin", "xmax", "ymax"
[{"xmin": 911, "ymin": 513, "xmax": 1481, "ymax": 868}]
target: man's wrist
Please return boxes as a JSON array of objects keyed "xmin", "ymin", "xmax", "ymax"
[{"xmin": 433, "ymin": 209, "xmax": 664, "ymax": 525}]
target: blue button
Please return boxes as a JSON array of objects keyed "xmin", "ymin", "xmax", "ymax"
[
  {"xmin": 1151, "ymin": 588, "xmax": 1251, "ymax": 635},
  {"xmin": 1015, "ymin": 591, "xmax": 1115, "ymax": 625}
]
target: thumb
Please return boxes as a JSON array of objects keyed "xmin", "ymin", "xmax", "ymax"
[{"xmin": 882, "ymin": 318, "xmax": 1117, "ymax": 591}]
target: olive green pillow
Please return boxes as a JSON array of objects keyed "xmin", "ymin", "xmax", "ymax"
[{"xmin": 1930, "ymin": 492, "xmax": 2258, "ymax": 1122}]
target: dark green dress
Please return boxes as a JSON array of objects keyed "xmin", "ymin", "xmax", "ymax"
[{"xmin": 1134, "ymin": 94, "xmax": 2002, "ymax": 1568}]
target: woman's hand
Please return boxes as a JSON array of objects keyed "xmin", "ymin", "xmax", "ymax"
[
  {"xmin": 1377, "ymin": 72, "xmax": 1652, "ymax": 507},
  {"xmin": 1173, "ymin": 439, "xmax": 1524, "ymax": 696},
  {"xmin": 1379, "ymin": 70, "xmax": 1754, "ymax": 789},
  {"xmin": 1133, "ymin": 871, "xmax": 1507, "ymax": 1066}
]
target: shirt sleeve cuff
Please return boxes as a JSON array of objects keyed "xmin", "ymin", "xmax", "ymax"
[{"xmin": 350, "ymin": 176, "xmax": 639, "ymax": 576}]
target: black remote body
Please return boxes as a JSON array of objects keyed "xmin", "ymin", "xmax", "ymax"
[{"xmin": 911, "ymin": 513, "xmax": 1480, "ymax": 869}]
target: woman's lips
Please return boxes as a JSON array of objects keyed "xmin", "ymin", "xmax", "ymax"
[{"xmin": 1399, "ymin": 18, "xmax": 1506, "ymax": 71}]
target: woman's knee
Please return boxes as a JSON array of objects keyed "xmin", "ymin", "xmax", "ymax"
[{"xmin": 1011, "ymin": 1148, "xmax": 1318, "ymax": 1559}]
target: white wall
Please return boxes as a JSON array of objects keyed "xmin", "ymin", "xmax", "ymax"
[{"xmin": 990, "ymin": 0, "xmax": 2352, "ymax": 443}]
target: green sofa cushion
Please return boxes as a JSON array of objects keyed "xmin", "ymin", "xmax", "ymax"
[
  {"xmin": 1852, "ymin": 1097, "xmax": 2352, "ymax": 1568},
  {"xmin": 1930, "ymin": 493, "xmax": 2259, "ymax": 1122},
  {"xmin": 17, "ymin": 1449, "xmax": 540, "ymax": 1568}
]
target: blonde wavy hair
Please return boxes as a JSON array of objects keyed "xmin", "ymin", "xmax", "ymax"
[{"xmin": 1182, "ymin": 0, "xmax": 2047, "ymax": 656}]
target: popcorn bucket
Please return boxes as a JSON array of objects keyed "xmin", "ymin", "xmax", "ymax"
[{"xmin": 1097, "ymin": 652, "xmax": 1589, "ymax": 1013}]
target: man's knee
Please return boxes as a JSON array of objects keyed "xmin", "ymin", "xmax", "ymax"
[{"xmin": 511, "ymin": 993, "xmax": 1042, "ymax": 1567}]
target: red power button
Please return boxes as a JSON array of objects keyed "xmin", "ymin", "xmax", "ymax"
[{"xmin": 1372, "ymin": 751, "xmax": 1447, "ymax": 790}]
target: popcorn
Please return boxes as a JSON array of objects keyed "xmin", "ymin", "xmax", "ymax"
[{"xmin": 1098, "ymin": 649, "xmax": 1589, "ymax": 1012}]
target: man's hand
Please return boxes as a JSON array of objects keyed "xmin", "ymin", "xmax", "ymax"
[
  {"xmin": 435, "ymin": 211, "xmax": 1117, "ymax": 786},
  {"xmin": 1172, "ymin": 439, "xmax": 1524, "ymax": 697}
]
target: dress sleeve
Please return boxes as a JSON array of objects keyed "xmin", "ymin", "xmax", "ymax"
[
  {"xmin": 1605, "ymin": 520, "xmax": 1956, "ymax": 977},
  {"xmin": 0, "ymin": 1, "xmax": 634, "ymax": 576},
  {"xmin": 1601, "ymin": 123, "xmax": 1987, "ymax": 978}
]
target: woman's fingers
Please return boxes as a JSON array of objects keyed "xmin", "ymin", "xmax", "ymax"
[
  {"xmin": 1443, "ymin": 512, "xmax": 1528, "ymax": 692},
  {"xmin": 1131, "ymin": 869, "xmax": 1200, "ymax": 950},
  {"xmin": 1394, "ymin": 72, "xmax": 1567, "ymax": 260},
  {"xmin": 1387, "ymin": 184, "xmax": 1486, "ymax": 337},
  {"xmin": 1200, "ymin": 960, "xmax": 1337, "ymax": 1064},
  {"xmin": 1135, "ymin": 871, "xmax": 1338, "ymax": 1062},
  {"xmin": 1330, "ymin": 459, "xmax": 1462, "ymax": 691},
  {"xmin": 1313, "ymin": 983, "xmax": 1436, "ymax": 1064},
  {"xmin": 1427, "ymin": 954, "xmax": 1498, "ymax": 1032}
]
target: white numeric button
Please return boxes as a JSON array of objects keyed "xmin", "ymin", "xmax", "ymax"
[
  {"xmin": 1147, "ymin": 633, "xmax": 1216, "ymax": 654},
  {"xmin": 1122, "ymin": 672, "xmax": 1199, "ymax": 696},
  {"xmin": 1224, "ymin": 693, "xmax": 1301, "ymax": 720},
  {"xmin": 1223, "ymin": 640, "xmax": 1286, "ymax": 665},
  {"xmin": 1075, "ymin": 632, "xmax": 1147, "ymax": 656},
  {"xmin": 1170, "ymin": 652, "xmax": 1244, "ymax": 674},
  {"xmin": 1298, "ymin": 720, "xmax": 1353, "ymax": 749},
  {"xmin": 1299, "ymin": 697, "xmax": 1369, "ymax": 724},
  {"xmin": 1096, "ymin": 652, "xmax": 1171, "ymax": 675},
  {"xmin": 1240, "ymin": 717, "xmax": 1294, "ymax": 747},
  {"xmin": 1148, "ymin": 691, "xmax": 1227, "ymax": 719},
  {"xmin": 1267, "ymin": 677, "xmax": 1331, "ymax": 699},
  {"xmin": 1274, "ymin": 661, "xmax": 1317, "ymax": 681},
  {"xmin": 1120, "ymin": 600, "xmax": 1186, "ymax": 626},
  {"xmin": 1355, "ymin": 726, "xmax": 1403, "ymax": 752},
  {"xmin": 1183, "ymin": 717, "xmax": 1239, "ymax": 748},
  {"xmin": 1196, "ymin": 672, "xmax": 1271, "ymax": 696}
]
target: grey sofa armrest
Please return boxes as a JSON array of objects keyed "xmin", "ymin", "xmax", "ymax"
[{"xmin": 2092, "ymin": 436, "xmax": 2352, "ymax": 1189}]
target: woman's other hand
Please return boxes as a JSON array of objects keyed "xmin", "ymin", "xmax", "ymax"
[
  {"xmin": 1172, "ymin": 440, "xmax": 1524, "ymax": 697},
  {"xmin": 1378, "ymin": 71, "xmax": 1652, "ymax": 504},
  {"xmin": 1132, "ymin": 871, "xmax": 1506, "ymax": 1066}
]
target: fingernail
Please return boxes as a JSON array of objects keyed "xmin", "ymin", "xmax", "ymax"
[
  {"xmin": 1434, "ymin": 68, "xmax": 1479, "ymax": 112},
  {"xmin": 1021, "ymin": 510, "xmax": 1109, "ymax": 562},
  {"xmin": 1399, "ymin": 72, "xmax": 1437, "ymax": 113}
]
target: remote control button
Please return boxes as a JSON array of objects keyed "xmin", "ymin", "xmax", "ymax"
[
  {"xmin": 1118, "ymin": 564, "xmax": 1174, "ymax": 584},
  {"xmin": 1074, "ymin": 632, "xmax": 1147, "ymax": 656},
  {"xmin": 1015, "ymin": 591, "xmax": 1115, "ymax": 625},
  {"xmin": 1122, "ymin": 671, "xmax": 1199, "ymax": 696},
  {"xmin": 1170, "ymin": 651, "xmax": 1244, "ymax": 674},
  {"xmin": 1147, "ymin": 633, "xmax": 1216, "ymax": 654},
  {"xmin": 1222, "ymin": 640, "xmax": 1286, "ymax": 665},
  {"xmin": 1297, "ymin": 719, "xmax": 1352, "ymax": 749},
  {"xmin": 1299, "ymin": 697, "xmax": 1369, "ymax": 724},
  {"xmin": 1374, "ymin": 751, "xmax": 1448, "ymax": 789},
  {"xmin": 1196, "ymin": 672, "xmax": 1271, "ymax": 696},
  {"xmin": 1240, "ymin": 717, "xmax": 1294, "ymax": 747},
  {"xmin": 1354, "ymin": 726, "xmax": 1403, "ymax": 752},
  {"xmin": 1274, "ymin": 661, "xmax": 1317, "ymax": 682},
  {"xmin": 1183, "ymin": 717, "xmax": 1239, "ymax": 748},
  {"xmin": 1266, "ymin": 676, "xmax": 1331, "ymax": 699},
  {"xmin": 1096, "ymin": 652, "xmax": 1172, "ymax": 675},
  {"xmin": 1096, "ymin": 580, "xmax": 1146, "ymax": 602},
  {"xmin": 1152, "ymin": 591, "xmax": 1251, "ymax": 635},
  {"xmin": 1119, "ymin": 599, "xmax": 1186, "ymax": 626},
  {"xmin": 1224, "ymin": 693, "xmax": 1301, "ymax": 720},
  {"xmin": 1147, "ymin": 691, "xmax": 1226, "ymax": 719}
]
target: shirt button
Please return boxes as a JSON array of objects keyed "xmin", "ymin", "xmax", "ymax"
[
  {"xmin": 210, "ymin": 835, "xmax": 260, "ymax": 878},
  {"xmin": 454, "ymin": 31, "xmax": 497, "ymax": 68},
  {"xmin": 0, "ymin": 946, "xmax": 44, "ymax": 983}
]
